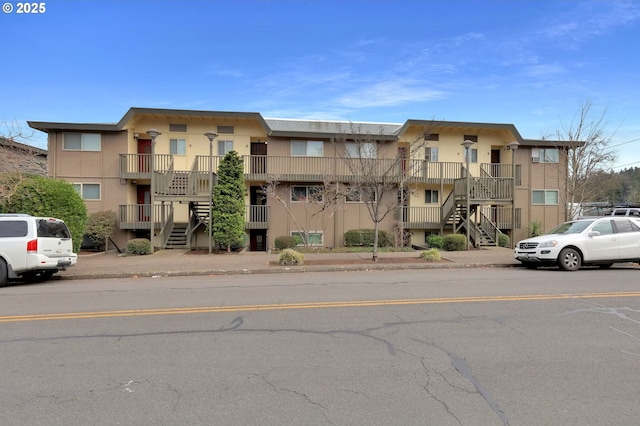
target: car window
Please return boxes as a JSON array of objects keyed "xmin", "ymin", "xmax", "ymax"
[
  {"xmin": 0, "ymin": 220, "xmax": 29, "ymax": 238},
  {"xmin": 592, "ymin": 220, "xmax": 613, "ymax": 235},
  {"xmin": 613, "ymin": 220, "xmax": 637, "ymax": 234},
  {"xmin": 613, "ymin": 209, "xmax": 628, "ymax": 216},
  {"xmin": 37, "ymin": 219, "xmax": 71, "ymax": 238}
]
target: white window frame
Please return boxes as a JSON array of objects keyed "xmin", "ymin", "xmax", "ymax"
[
  {"xmin": 291, "ymin": 231, "xmax": 323, "ymax": 246},
  {"xmin": 345, "ymin": 185, "xmax": 377, "ymax": 203},
  {"xmin": 291, "ymin": 140, "xmax": 324, "ymax": 157},
  {"xmin": 73, "ymin": 183, "xmax": 101, "ymax": 200},
  {"xmin": 425, "ymin": 189, "xmax": 439, "ymax": 204},
  {"xmin": 532, "ymin": 189, "xmax": 558, "ymax": 205},
  {"xmin": 218, "ymin": 140, "xmax": 234, "ymax": 155},
  {"xmin": 346, "ymin": 142, "xmax": 377, "ymax": 158},
  {"xmin": 425, "ymin": 147, "xmax": 439, "ymax": 162},
  {"xmin": 291, "ymin": 185, "xmax": 324, "ymax": 203},
  {"xmin": 63, "ymin": 133, "xmax": 101, "ymax": 151},
  {"xmin": 170, "ymin": 138, "xmax": 186, "ymax": 155},
  {"xmin": 532, "ymin": 147, "xmax": 559, "ymax": 163},
  {"xmin": 466, "ymin": 148, "xmax": 478, "ymax": 163}
]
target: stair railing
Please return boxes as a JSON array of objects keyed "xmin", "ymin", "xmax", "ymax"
[{"xmin": 160, "ymin": 206, "xmax": 175, "ymax": 249}]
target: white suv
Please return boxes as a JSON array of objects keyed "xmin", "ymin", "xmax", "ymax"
[
  {"xmin": 514, "ymin": 216, "xmax": 640, "ymax": 271},
  {"xmin": 0, "ymin": 214, "xmax": 78, "ymax": 286}
]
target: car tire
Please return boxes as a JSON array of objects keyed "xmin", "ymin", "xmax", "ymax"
[
  {"xmin": 0, "ymin": 258, "xmax": 7, "ymax": 287},
  {"xmin": 558, "ymin": 248, "xmax": 581, "ymax": 271}
]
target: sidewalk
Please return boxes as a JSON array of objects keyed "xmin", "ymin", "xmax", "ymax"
[{"xmin": 56, "ymin": 247, "xmax": 520, "ymax": 280}]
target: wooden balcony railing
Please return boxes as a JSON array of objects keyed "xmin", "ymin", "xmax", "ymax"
[
  {"xmin": 454, "ymin": 177, "xmax": 514, "ymax": 203},
  {"xmin": 400, "ymin": 206, "xmax": 442, "ymax": 229},
  {"xmin": 121, "ymin": 153, "xmax": 467, "ymax": 183},
  {"xmin": 119, "ymin": 204, "xmax": 172, "ymax": 230},
  {"xmin": 246, "ymin": 205, "xmax": 268, "ymax": 229},
  {"xmin": 119, "ymin": 204, "xmax": 268, "ymax": 230}
]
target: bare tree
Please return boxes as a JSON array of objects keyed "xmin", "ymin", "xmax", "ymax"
[
  {"xmin": 553, "ymin": 101, "xmax": 618, "ymax": 221},
  {"xmin": 0, "ymin": 121, "xmax": 46, "ymax": 208},
  {"xmin": 332, "ymin": 123, "xmax": 434, "ymax": 261},
  {"xmin": 263, "ymin": 177, "xmax": 344, "ymax": 248}
]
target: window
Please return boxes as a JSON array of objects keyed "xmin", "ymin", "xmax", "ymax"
[
  {"xmin": 591, "ymin": 220, "xmax": 613, "ymax": 236},
  {"xmin": 532, "ymin": 190, "xmax": 558, "ymax": 205},
  {"xmin": 291, "ymin": 140, "xmax": 324, "ymax": 157},
  {"xmin": 425, "ymin": 133, "xmax": 439, "ymax": 141},
  {"xmin": 63, "ymin": 133, "xmax": 101, "ymax": 151},
  {"xmin": 614, "ymin": 219, "xmax": 640, "ymax": 233},
  {"xmin": 291, "ymin": 231, "xmax": 323, "ymax": 246},
  {"xmin": 0, "ymin": 220, "xmax": 28, "ymax": 238},
  {"xmin": 345, "ymin": 186, "xmax": 376, "ymax": 202},
  {"xmin": 425, "ymin": 189, "xmax": 439, "ymax": 203},
  {"xmin": 170, "ymin": 138, "xmax": 186, "ymax": 155},
  {"xmin": 425, "ymin": 147, "xmax": 439, "ymax": 162},
  {"xmin": 217, "ymin": 125, "xmax": 234, "ymax": 134},
  {"xmin": 466, "ymin": 148, "xmax": 478, "ymax": 163},
  {"xmin": 73, "ymin": 183, "xmax": 100, "ymax": 200},
  {"xmin": 218, "ymin": 140, "xmax": 233, "ymax": 155},
  {"xmin": 532, "ymin": 147, "xmax": 559, "ymax": 163},
  {"xmin": 291, "ymin": 185, "xmax": 324, "ymax": 203},
  {"xmin": 345, "ymin": 142, "xmax": 376, "ymax": 158},
  {"xmin": 169, "ymin": 123, "xmax": 187, "ymax": 132}
]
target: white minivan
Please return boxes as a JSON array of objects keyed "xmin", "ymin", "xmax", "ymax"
[{"xmin": 0, "ymin": 214, "xmax": 78, "ymax": 286}]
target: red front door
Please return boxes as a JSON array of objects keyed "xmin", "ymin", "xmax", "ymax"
[
  {"xmin": 138, "ymin": 139, "xmax": 152, "ymax": 173},
  {"xmin": 137, "ymin": 185, "xmax": 151, "ymax": 221}
]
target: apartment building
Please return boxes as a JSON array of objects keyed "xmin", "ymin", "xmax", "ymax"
[{"xmin": 28, "ymin": 107, "xmax": 576, "ymax": 251}]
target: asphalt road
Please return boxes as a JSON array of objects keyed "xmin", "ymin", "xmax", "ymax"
[{"xmin": 2, "ymin": 267, "xmax": 640, "ymax": 426}]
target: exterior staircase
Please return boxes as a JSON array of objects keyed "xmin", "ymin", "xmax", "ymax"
[{"xmin": 164, "ymin": 223, "xmax": 188, "ymax": 249}]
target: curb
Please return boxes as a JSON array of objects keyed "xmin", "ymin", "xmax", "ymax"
[{"xmin": 55, "ymin": 262, "xmax": 520, "ymax": 281}]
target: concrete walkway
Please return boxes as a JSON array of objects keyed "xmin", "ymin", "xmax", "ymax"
[{"xmin": 57, "ymin": 247, "xmax": 520, "ymax": 280}]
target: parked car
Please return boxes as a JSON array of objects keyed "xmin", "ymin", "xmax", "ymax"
[
  {"xmin": 514, "ymin": 217, "xmax": 640, "ymax": 271},
  {"xmin": 0, "ymin": 214, "xmax": 77, "ymax": 286},
  {"xmin": 611, "ymin": 207, "xmax": 640, "ymax": 217}
]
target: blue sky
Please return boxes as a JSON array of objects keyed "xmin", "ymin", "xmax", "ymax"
[{"xmin": 2, "ymin": 0, "xmax": 639, "ymax": 170}]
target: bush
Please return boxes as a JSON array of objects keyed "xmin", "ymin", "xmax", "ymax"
[
  {"xmin": 420, "ymin": 248, "xmax": 441, "ymax": 262},
  {"xmin": 85, "ymin": 210, "xmax": 117, "ymax": 251},
  {"xmin": 443, "ymin": 234, "xmax": 467, "ymax": 251},
  {"xmin": 497, "ymin": 232, "xmax": 510, "ymax": 248},
  {"xmin": 426, "ymin": 234, "xmax": 444, "ymax": 249},
  {"xmin": 126, "ymin": 238, "xmax": 152, "ymax": 255},
  {"xmin": 278, "ymin": 248, "xmax": 304, "ymax": 265},
  {"xmin": 344, "ymin": 229, "xmax": 392, "ymax": 247},
  {"xmin": 275, "ymin": 236, "xmax": 296, "ymax": 250},
  {"xmin": 2, "ymin": 175, "xmax": 88, "ymax": 252},
  {"xmin": 527, "ymin": 220, "xmax": 544, "ymax": 238}
]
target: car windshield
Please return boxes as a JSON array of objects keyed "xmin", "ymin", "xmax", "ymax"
[{"xmin": 546, "ymin": 220, "xmax": 594, "ymax": 235}]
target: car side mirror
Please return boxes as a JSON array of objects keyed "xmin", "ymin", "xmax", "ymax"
[{"xmin": 588, "ymin": 231, "xmax": 601, "ymax": 237}]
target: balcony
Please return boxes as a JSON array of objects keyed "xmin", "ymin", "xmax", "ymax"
[
  {"xmin": 119, "ymin": 204, "xmax": 268, "ymax": 230},
  {"xmin": 120, "ymin": 153, "xmax": 465, "ymax": 184}
]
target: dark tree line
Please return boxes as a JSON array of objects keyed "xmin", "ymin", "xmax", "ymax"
[{"xmin": 585, "ymin": 166, "xmax": 640, "ymax": 205}]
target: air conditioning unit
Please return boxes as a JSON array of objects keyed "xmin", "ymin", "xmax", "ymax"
[{"xmin": 532, "ymin": 156, "xmax": 540, "ymax": 163}]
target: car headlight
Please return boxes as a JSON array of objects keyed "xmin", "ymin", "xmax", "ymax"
[{"xmin": 538, "ymin": 240, "xmax": 558, "ymax": 248}]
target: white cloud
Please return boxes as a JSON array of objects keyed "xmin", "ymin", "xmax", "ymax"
[{"xmin": 337, "ymin": 79, "xmax": 446, "ymax": 108}]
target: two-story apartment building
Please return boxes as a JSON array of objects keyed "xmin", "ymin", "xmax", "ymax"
[{"xmin": 28, "ymin": 107, "xmax": 576, "ymax": 251}]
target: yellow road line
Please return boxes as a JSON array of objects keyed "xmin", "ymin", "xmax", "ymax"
[{"xmin": 2, "ymin": 291, "xmax": 640, "ymax": 323}]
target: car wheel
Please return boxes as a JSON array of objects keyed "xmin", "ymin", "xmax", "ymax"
[
  {"xmin": 0, "ymin": 258, "xmax": 7, "ymax": 287},
  {"xmin": 558, "ymin": 248, "xmax": 581, "ymax": 271},
  {"xmin": 598, "ymin": 263, "xmax": 613, "ymax": 269},
  {"xmin": 522, "ymin": 261, "xmax": 538, "ymax": 269}
]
